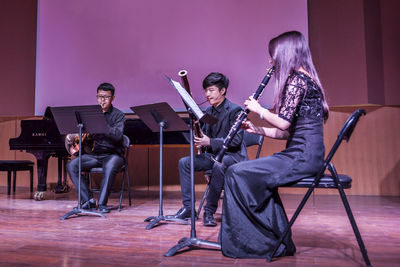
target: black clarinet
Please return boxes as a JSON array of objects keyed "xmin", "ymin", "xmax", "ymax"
[{"xmin": 212, "ymin": 67, "xmax": 274, "ymax": 164}]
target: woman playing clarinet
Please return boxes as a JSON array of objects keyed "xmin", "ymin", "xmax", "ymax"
[{"xmin": 220, "ymin": 31, "xmax": 329, "ymax": 258}]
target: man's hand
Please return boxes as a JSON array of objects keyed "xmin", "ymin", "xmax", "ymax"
[{"xmin": 194, "ymin": 134, "xmax": 210, "ymax": 148}]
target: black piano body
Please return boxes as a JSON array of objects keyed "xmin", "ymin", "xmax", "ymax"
[{"xmin": 9, "ymin": 118, "xmax": 70, "ymax": 196}]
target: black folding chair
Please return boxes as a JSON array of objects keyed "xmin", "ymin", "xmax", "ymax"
[
  {"xmin": 267, "ymin": 109, "xmax": 371, "ymax": 267},
  {"xmin": 87, "ymin": 135, "xmax": 132, "ymax": 211},
  {"xmin": 197, "ymin": 131, "xmax": 264, "ymax": 215}
]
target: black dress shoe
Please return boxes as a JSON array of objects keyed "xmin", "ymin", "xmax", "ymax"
[
  {"xmin": 172, "ymin": 207, "xmax": 193, "ymax": 220},
  {"xmin": 203, "ymin": 212, "xmax": 217, "ymax": 227},
  {"xmin": 98, "ymin": 205, "xmax": 110, "ymax": 213}
]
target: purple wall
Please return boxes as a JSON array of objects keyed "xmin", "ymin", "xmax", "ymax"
[
  {"xmin": 308, "ymin": 0, "xmax": 400, "ymax": 106},
  {"xmin": 308, "ymin": 0, "xmax": 369, "ymax": 106},
  {"xmin": 35, "ymin": 0, "xmax": 308, "ymax": 115},
  {"xmin": 0, "ymin": 0, "xmax": 37, "ymax": 117},
  {"xmin": 381, "ymin": 0, "xmax": 400, "ymax": 105}
]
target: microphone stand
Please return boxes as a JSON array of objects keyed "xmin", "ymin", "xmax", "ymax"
[{"xmin": 164, "ymin": 109, "xmax": 221, "ymax": 256}]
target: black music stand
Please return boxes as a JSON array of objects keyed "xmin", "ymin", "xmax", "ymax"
[
  {"xmin": 50, "ymin": 105, "xmax": 109, "ymax": 220},
  {"xmin": 164, "ymin": 76, "xmax": 220, "ymax": 257},
  {"xmin": 131, "ymin": 102, "xmax": 190, "ymax": 229}
]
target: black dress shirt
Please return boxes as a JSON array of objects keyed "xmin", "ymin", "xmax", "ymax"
[
  {"xmin": 203, "ymin": 98, "xmax": 245, "ymax": 156},
  {"xmin": 92, "ymin": 105, "xmax": 126, "ymax": 156}
]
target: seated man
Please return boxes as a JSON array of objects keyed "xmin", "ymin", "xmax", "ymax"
[
  {"xmin": 171, "ymin": 72, "xmax": 247, "ymax": 226},
  {"xmin": 67, "ymin": 82, "xmax": 125, "ymax": 213}
]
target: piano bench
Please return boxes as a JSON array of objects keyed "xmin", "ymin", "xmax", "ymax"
[{"xmin": 0, "ymin": 160, "xmax": 34, "ymax": 195}]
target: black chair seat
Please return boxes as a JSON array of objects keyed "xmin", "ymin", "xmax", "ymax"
[
  {"xmin": 282, "ymin": 174, "xmax": 352, "ymax": 189},
  {"xmin": 88, "ymin": 167, "xmax": 104, "ymax": 173},
  {"xmin": 204, "ymin": 169, "xmax": 212, "ymax": 176}
]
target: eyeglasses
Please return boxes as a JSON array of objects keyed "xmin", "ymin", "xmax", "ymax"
[{"xmin": 97, "ymin": 95, "xmax": 112, "ymax": 101}]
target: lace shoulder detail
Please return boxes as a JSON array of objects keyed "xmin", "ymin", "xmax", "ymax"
[
  {"xmin": 278, "ymin": 71, "xmax": 324, "ymax": 124},
  {"xmin": 278, "ymin": 73, "xmax": 306, "ymax": 123}
]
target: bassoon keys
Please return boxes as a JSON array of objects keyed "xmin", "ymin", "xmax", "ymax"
[{"xmin": 178, "ymin": 70, "xmax": 204, "ymax": 154}]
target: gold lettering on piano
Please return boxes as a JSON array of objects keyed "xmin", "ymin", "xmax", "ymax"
[{"xmin": 32, "ymin": 133, "xmax": 47, "ymax": 137}]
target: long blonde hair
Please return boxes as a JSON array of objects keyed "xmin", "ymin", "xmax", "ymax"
[{"xmin": 269, "ymin": 31, "xmax": 329, "ymax": 121}]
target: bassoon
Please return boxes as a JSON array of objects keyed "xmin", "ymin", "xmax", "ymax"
[
  {"xmin": 178, "ymin": 70, "xmax": 204, "ymax": 154},
  {"xmin": 212, "ymin": 67, "xmax": 274, "ymax": 163}
]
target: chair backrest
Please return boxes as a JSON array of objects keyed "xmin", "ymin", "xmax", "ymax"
[
  {"xmin": 123, "ymin": 135, "xmax": 130, "ymax": 148},
  {"xmin": 243, "ymin": 131, "xmax": 264, "ymax": 159},
  {"xmin": 122, "ymin": 134, "xmax": 130, "ymax": 161},
  {"xmin": 319, "ymin": 109, "xmax": 366, "ymax": 177}
]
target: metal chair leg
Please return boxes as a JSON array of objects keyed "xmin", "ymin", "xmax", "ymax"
[
  {"xmin": 197, "ymin": 183, "xmax": 210, "ymax": 216},
  {"xmin": 118, "ymin": 173, "xmax": 126, "ymax": 212},
  {"xmin": 127, "ymin": 170, "xmax": 131, "ymax": 206},
  {"xmin": 337, "ymin": 185, "xmax": 371, "ymax": 266}
]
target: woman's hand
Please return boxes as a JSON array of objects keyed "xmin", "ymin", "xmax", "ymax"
[
  {"xmin": 242, "ymin": 119, "xmax": 264, "ymax": 136},
  {"xmin": 244, "ymin": 96, "xmax": 263, "ymax": 114}
]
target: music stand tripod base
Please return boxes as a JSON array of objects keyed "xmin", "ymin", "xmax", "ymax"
[
  {"xmin": 164, "ymin": 108, "xmax": 220, "ymax": 257},
  {"xmin": 164, "ymin": 237, "xmax": 221, "ymax": 257},
  {"xmin": 144, "ymin": 215, "xmax": 189, "ymax": 230},
  {"xmin": 130, "ymin": 103, "xmax": 189, "ymax": 230},
  {"xmin": 50, "ymin": 105, "xmax": 109, "ymax": 221},
  {"xmin": 60, "ymin": 208, "xmax": 106, "ymax": 220}
]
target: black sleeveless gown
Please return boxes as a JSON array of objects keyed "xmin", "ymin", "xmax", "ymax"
[{"xmin": 220, "ymin": 71, "xmax": 326, "ymax": 258}]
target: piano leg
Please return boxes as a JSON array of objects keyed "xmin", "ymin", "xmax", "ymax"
[
  {"xmin": 55, "ymin": 156, "xmax": 70, "ymax": 194},
  {"xmin": 31, "ymin": 152, "xmax": 51, "ymax": 201}
]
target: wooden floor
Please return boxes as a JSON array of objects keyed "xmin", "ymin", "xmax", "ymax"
[{"xmin": 0, "ymin": 187, "xmax": 399, "ymax": 267}]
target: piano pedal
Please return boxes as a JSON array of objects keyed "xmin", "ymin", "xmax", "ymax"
[{"xmin": 53, "ymin": 183, "xmax": 71, "ymax": 194}]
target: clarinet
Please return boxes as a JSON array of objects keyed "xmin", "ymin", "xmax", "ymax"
[{"xmin": 212, "ymin": 67, "xmax": 274, "ymax": 164}]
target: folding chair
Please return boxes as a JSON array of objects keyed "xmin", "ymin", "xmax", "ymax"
[
  {"xmin": 197, "ymin": 131, "xmax": 264, "ymax": 215},
  {"xmin": 87, "ymin": 135, "xmax": 132, "ymax": 211},
  {"xmin": 267, "ymin": 109, "xmax": 371, "ymax": 267}
]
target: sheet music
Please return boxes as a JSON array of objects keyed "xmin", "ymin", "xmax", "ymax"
[{"xmin": 166, "ymin": 76, "xmax": 204, "ymax": 120}]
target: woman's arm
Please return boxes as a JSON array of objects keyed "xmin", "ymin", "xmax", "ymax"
[
  {"xmin": 242, "ymin": 120, "xmax": 289, "ymax": 140},
  {"xmin": 244, "ymin": 97, "xmax": 291, "ymax": 131}
]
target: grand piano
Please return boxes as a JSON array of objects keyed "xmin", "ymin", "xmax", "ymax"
[
  {"xmin": 9, "ymin": 108, "xmax": 189, "ymax": 200},
  {"xmin": 9, "ymin": 108, "xmax": 71, "ymax": 200}
]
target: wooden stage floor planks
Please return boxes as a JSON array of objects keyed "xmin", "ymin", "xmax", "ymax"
[{"xmin": 0, "ymin": 188, "xmax": 399, "ymax": 267}]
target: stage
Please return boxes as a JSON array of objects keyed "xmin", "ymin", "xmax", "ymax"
[{"xmin": 0, "ymin": 188, "xmax": 399, "ymax": 267}]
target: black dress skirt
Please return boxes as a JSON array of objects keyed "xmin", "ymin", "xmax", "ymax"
[{"xmin": 220, "ymin": 71, "xmax": 326, "ymax": 258}]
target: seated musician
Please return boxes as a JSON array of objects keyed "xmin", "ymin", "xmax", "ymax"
[
  {"xmin": 66, "ymin": 82, "xmax": 125, "ymax": 213},
  {"xmin": 170, "ymin": 72, "xmax": 247, "ymax": 226}
]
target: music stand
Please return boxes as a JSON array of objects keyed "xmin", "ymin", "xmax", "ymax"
[
  {"xmin": 164, "ymin": 76, "xmax": 221, "ymax": 257},
  {"xmin": 50, "ymin": 105, "xmax": 109, "ymax": 220},
  {"xmin": 131, "ymin": 102, "xmax": 190, "ymax": 229}
]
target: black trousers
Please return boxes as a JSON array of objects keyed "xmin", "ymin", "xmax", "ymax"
[
  {"xmin": 178, "ymin": 152, "xmax": 240, "ymax": 214},
  {"xmin": 67, "ymin": 153, "xmax": 124, "ymax": 206}
]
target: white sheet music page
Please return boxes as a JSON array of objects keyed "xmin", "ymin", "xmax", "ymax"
[{"xmin": 166, "ymin": 76, "xmax": 204, "ymax": 120}]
